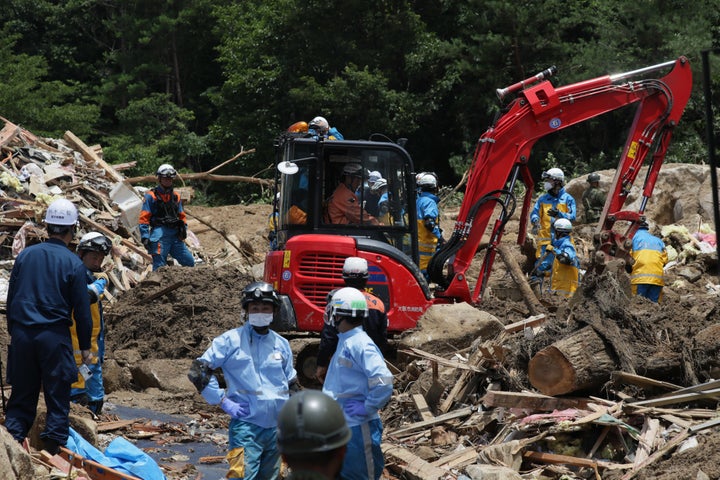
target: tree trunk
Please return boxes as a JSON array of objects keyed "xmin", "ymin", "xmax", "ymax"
[{"xmin": 529, "ymin": 326, "xmax": 616, "ymax": 396}]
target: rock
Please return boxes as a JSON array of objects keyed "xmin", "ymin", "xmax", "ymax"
[
  {"xmin": 130, "ymin": 358, "xmax": 194, "ymax": 392},
  {"xmin": 103, "ymin": 358, "xmax": 133, "ymax": 393},
  {"xmin": 0, "ymin": 426, "xmax": 34, "ymax": 480},
  {"xmin": 677, "ymin": 266, "xmax": 703, "ymax": 283}
]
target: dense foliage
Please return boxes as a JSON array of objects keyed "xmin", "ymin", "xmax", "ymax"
[{"xmin": 1, "ymin": 0, "xmax": 718, "ymax": 204}]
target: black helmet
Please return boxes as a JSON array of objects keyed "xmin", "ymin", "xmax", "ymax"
[
  {"xmin": 78, "ymin": 232, "xmax": 112, "ymax": 255},
  {"xmin": 587, "ymin": 172, "xmax": 600, "ymax": 183},
  {"xmin": 241, "ymin": 281, "xmax": 281, "ymax": 308},
  {"xmin": 277, "ymin": 390, "xmax": 351, "ymax": 455}
]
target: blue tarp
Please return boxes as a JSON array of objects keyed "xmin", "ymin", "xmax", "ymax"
[{"xmin": 66, "ymin": 427, "xmax": 166, "ymax": 480}]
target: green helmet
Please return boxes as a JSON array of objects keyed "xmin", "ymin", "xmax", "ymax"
[{"xmin": 277, "ymin": 390, "xmax": 351, "ymax": 455}]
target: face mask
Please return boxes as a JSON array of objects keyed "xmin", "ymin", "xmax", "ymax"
[
  {"xmin": 543, "ymin": 181, "xmax": 554, "ymax": 191},
  {"xmin": 248, "ymin": 313, "xmax": 273, "ymax": 327}
]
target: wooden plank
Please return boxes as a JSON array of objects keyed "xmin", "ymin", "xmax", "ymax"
[
  {"xmin": 60, "ymin": 447, "xmax": 142, "ymax": 480},
  {"xmin": 382, "ymin": 443, "xmax": 450, "ymax": 480},
  {"xmin": 483, "ymin": 390, "xmax": 590, "ymax": 411},
  {"xmin": 0, "ymin": 119, "xmax": 21, "ymax": 147},
  {"xmin": 620, "ymin": 430, "xmax": 690, "ymax": 480},
  {"xmin": 133, "ymin": 281, "xmax": 184, "ymax": 305},
  {"xmin": 632, "ymin": 418, "xmax": 660, "ymax": 469},
  {"xmin": 63, "ymin": 131, "xmax": 124, "ymax": 183},
  {"xmin": 503, "ymin": 314, "xmax": 546, "ymax": 334},
  {"xmin": 97, "ymin": 419, "xmax": 137, "ymax": 432},
  {"xmin": 387, "ymin": 407, "xmax": 474, "ymax": 437},
  {"xmin": 629, "ymin": 387, "xmax": 720, "ymax": 408},
  {"xmin": 611, "ymin": 371, "xmax": 681, "ymax": 391},
  {"xmin": 401, "ymin": 347, "xmax": 486, "ymax": 373},
  {"xmin": 523, "ymin": 451, "xmax": 603, "ymax": 480},
  {"xmin": 429, "ymin": 448, "xmax": 477, "ymax": 469},
  {"xmin": 412, "ymin": 393, "xmax": 434, "ymax": 422}
]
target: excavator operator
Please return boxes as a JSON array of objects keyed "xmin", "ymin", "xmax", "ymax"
[
  {"xmin": 326, "ymin": 163, "xmax": 380, "ymax": 225},
  {"xmin": 529, "ymin": 167, "xmax": 576, "ymax": 259}
]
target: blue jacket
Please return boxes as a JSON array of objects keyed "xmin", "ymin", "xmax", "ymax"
[
  {"xmin": 323, "ymin": 327, "xmax": 393, "ymax": 427},
  {"xmin": 7, "ymin": 238, "xmax": 92, "ymax": 349},
  {"xmin": 630, "ymin": 229, "xmax": 668, "ymax": 286},
  {"xmin": 416, "ymin": 192, "xmax": 441, "ymax": 239},
  {"xmin": 199, "ymin": 324, "xmax": 297, "ymax": 429},
  {"xmin": 530, "ymin": 188, "xmax": 576, "ymax": 254}
]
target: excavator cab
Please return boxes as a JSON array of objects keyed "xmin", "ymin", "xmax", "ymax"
[{"xmin": 265, "ymin": 134, "xmax": 433, "ymax": 338}]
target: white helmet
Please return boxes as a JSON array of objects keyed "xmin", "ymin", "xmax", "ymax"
[
  {"xmin": 368, "ymin": 171, "xmax": 382, "ymax": 184},
  {"xmin": 44, "ymin": 199, "xmax": 78, "ymax": 226},
  {"xmin": 309, "ymin": 116, "xmax": 330, "ymax": 134},
  {"xmin": 156, "ymin": 164, "xmax": 177, "ymax": 177},
  {"xmin": 328, "ymin": 287, "xmax": 368, "ymax": 326},
  {"xmin": 417, "ymin": 173, "xmax": 438, "ymax": 188},
  {"xmin": 554, "ymin": 218, "xmax": 572, "ymax": 234},
  {"xmin": 78, "ymin": 232, "xmax": 112, "ymax": 255},
  {"xmin": 342, "ymin": 257, "xmax": 369, "ymax": 280},
  {"xmin": 342, "ymin": 163, "xmax": 363, "ymax": 177},
  {"xmin": 370, "ymin": 178, "xmax": 388, "ymax": 193},
  {"xmin": 542, "ymin": 168, "xmax": 565, "ymax": 184}
]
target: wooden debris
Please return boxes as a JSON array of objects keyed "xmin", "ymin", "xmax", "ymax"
[
  {"xmin": 382, "ymin": 443, "xmax": 452, "ymax": 480},
  {"xmin": 482, "ymin": 390, "xmax": 590, "ymax": 411},
  {"xmin": 133, "ymin": 281, "xmax": 184, "ymax": 305}
]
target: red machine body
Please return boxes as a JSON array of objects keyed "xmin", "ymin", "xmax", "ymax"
[{"xmin": 265, "ymin": 57, "xmax": 693, "ymax": 336}]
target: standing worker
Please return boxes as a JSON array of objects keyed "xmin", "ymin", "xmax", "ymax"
[
  {"xmin": 139, "ymin": 164, "xmax": 195, "ymax": 270},
  {"xmin": 627, "ymin": 220, "xmax": 668, "ymax": 303},
  {"xmin": 530, "ymin": 167, "xmax": 576, "ymax": 259},
  {"xmin": 315, "ymin": 257, "xmax": 388, "ymax": 383},
  {"xmin": 416, "ymin": 172, "xmax": 444, "ymax": 279},
  {"xmin": 188, "ymin": 282, "xmax": 299, "ymax": 480},
  {"xmin": 70, "ymin": 232, "xmax": 113, "ymax": 415},
  {"xmin": 582, "ymin": 172, "xmax": 606, "ymax": 223},
  {"xmin": 277, "ymin": 389, "xmax": 351, "ymax": 480},
  {"xmin": 4, "ymin": 199, "xmax": 93, "ymax": 455},
  {"xmin": 536, "ymin": 218, "xmax": 580, "ymax": 297},
  {"xmin": 322, "ymin": 287, "xmax": 393, "ymax": 480}
]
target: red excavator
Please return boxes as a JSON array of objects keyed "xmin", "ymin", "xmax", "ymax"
[{"xmin": 264, "ymin": 57, "xmax": 692, "ymax": 380}]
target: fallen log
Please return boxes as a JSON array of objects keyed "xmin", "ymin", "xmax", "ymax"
[{"xmin": 497, "ymin": 244, "xmax": 544, "ymax": 316}]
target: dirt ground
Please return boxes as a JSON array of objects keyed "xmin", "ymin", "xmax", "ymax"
[{"xmin": 2, "ymin": 165, "xmax": 720, "ymax": 479}]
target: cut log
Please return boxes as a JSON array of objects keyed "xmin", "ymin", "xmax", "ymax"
[{"xmin": 528, "ymin": 326, "xmax": 616, "ymax": 396}]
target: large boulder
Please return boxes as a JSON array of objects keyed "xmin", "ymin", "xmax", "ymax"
[{"xmin": 0, "ymin": 426, "xmax": 35, "ymax": 479}]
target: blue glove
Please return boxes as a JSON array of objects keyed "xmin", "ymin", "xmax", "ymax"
[
  {"xmin": 221, "ymin": 397, "xmax": 249, "ymax": 419},
  {"xmin": 343, "ymin": 400, "xmax": 367, "ymax": 417},
  {"xmin": 88, "ymin": 278, "xmax": 107, "ymax": 302}
]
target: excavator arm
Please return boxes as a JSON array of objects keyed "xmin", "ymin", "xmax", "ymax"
[{"xmin": 429, "ymin": 56, "xmax": 692, "ymax": 304}]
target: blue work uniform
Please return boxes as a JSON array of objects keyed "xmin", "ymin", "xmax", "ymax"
[
  {"xmin": 530, "ymin": 188, "xmax": 576, "ymax": 258},
  {"xmin": 548, "ymin": 235, "xmax": 580, "ymax": 297},
  {"xmin": 416, "ymin": 191, "xmax": 442, "ymax": 277},
  {"xmin": 323, "ymin": 326, "xmax": 393, "ymax": 480},
  {"xmin": 198, "ymin": 324, "xmax": 297, "ymax": 480},
  {"xmin": 70, "ymin": 271, "xmax": 107, "ymax": 413},
  {"xmin": 630, "ymin": 228, "xmax": 668, "ymax": 303},
  {"xmin": 5, "ymin": 238, "xmax": 92, "ymax": 448},
  {"xmin": 139, "ymin": 185, "xmax": 195, "ymax": 270}
]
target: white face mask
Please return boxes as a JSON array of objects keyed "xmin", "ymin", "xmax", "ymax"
[
  {"xmin": 248, "ymin": 313, "xmax": 273, "ymax": 327},
  {"xmin": 543, "ymin": 181, "xmax": 554, "ymax": 191}
]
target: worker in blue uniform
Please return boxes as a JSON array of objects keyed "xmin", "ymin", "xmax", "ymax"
[
  {"xmin": 416, "ymin": 173, "xmax": 444, "ymax": 279},
  {"xmin": 70, "ymin": 232, "xmax": 113, "ymax": 415},
  {"xmin": 322, "ymin": 287, "xmax": 393, "ymax": 480},
  {"xmin": 627, "ymin": 220, "xmax": 668, "ymax": 302},
  {"xmin": 530, "ymin": 167, "xmax": 576, "ymax": 258},
  {"xmin": 188, "ymin": 282, "xmax": 299, "ymax": 480},
  {"xmin": 5, "ymin": 198, "xmax": 93, "ymax": 455}
]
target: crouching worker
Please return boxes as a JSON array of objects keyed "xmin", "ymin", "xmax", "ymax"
[
  {"xmin": 70, "ymin": 232, "xmax": 113, "ymax": 415},
  {"xmin": 277, "ymin": 389, "xmax": 351, "ymax": 480},
  {"xmin": 188, "ymin": 282, "xmax": 299, "ymax": 480},
  {"xmin": 322, "ymin": 288, "xmax": 393, "ymax": 480}
]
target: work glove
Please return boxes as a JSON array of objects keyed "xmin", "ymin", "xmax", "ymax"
[
  {"xmin": 343, "ymin": 400, "xmax": 367, "ymax": 418},
  {"xmin": 556, "ymin": 252, "xmax": 572, "ymax": 265},
  {"xmin": 81, "ymin": 350, "xmax": 93, "ymax": 365},
  {"xmin": 141, "ymin": 237, "xmax": 150, "ymax": 250},
  {"xmin": 530, "ymin": 223, "xmax": 539, "ymax": 236},
  {"xmin": 88, "ymin": 278, "xmax": 107, "ymax": 303},
  {"xmin": 94, "ymin": 272, "xmax": 109, "ymax": 283},
  {"xmin": 221, "ymin": 397, "xmax": 249, "ymax": 419},
  {"xmin": 547, "ymin": 207, "xmax": 559, "ymax": 217}
]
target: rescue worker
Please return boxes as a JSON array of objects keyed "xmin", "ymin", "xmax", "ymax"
[
  {"xmin": 416, "ymin": 172, "xmax": 443, "ymax": 279},
  {"xmin": 534, "ymin": 218, "xmax": 580, "ymax": 297},
  {"xmin": 5, "ymin": 199, "xmax": 93, "ymax": 455},
  {"xmin": 277, "ymin": 389, "xmax": 351, "ymax": 480},
  {"xmin": 308, "ymin": 116, "xmax": 344, "ymax": 140},
  {"xmin": 626, "ymin": 220, "xmax": 668, "ymax": 303},
  {"xmin": 322, "ymin": 287, "xmax": 393, "ymax": 480},
  {"xmin": 363, "ymin": 171, "xmax": 384, "ymax": 217},
  {"xmin": 371, "ymin": 178, "xmax": 389, "ymax": 221},
  {"xmin": 530, "ymin": 167, "xmax": 577, "ymax": 258},
  {"xmin": 315, "ymin": 257, "xmax": 389, "ymax": 383},
  {"xmin": 139, "ymin": 164, "xmax": 195, "ymax": 270},
  {"xmin": 582, "ymin": 172, "xmax": 606, "ymax": 223},
  {"xmin": 326, "ymin": 163, "xmax": 380, "ymax": 225},
  {"xmin": 188, "ymin": 282, "xmax": 299, "ymax": 480},
  {"xmin": 70, "ymin": 232, "xmax": 113, "ymax": 415}
]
